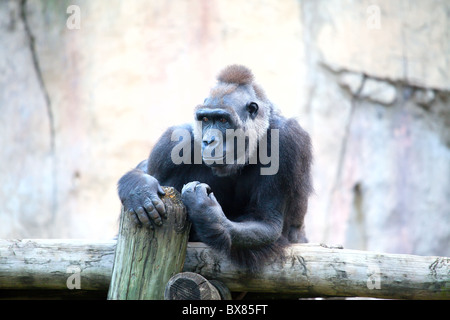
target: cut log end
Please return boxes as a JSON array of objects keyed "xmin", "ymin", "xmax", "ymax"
[{"xmin": 164, "ymin": 272, "xmax": 221, "ymax": 300}]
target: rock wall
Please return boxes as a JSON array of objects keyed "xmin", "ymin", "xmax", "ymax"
[
  {"xmin": 300, "ymin": 0, "xmax": 450, "ymax": 256},
  {"xmin": 0, "ymin": 0, "xmax": 448, "ymax": 256}
]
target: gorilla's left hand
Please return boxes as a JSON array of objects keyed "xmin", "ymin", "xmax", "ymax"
[{"xmin": 181, "ymin": 181, "xmax": 227, "ymax": 225}]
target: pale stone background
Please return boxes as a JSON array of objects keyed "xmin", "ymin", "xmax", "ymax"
[{"xmin": 0, "ymin": 0, "xmax": 448, "ymax": 256}]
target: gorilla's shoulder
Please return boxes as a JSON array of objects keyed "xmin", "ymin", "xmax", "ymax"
[
  {"xmin": 159, "ymin": 123, "xmax": 194, "ymax": 140},
  {"xmin": 148, "ymin": 123, "xmax": 194, "ymax": 173},
  {"xmin": 273, "ymin": 115, "xmax": 312, "ymax": 168},
  {"xmin": 271, "ymin": 115, "xmax": 309, "ymax": 144}
]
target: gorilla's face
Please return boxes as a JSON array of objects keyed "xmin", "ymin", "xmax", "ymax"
[{"xmin": 195, "ymin": 88, "xmax": 260, "ymax": 177}]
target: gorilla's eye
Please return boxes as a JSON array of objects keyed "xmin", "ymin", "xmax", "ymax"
[
  {"xmin": 202, "ymin": 117, "xmax": 209, "ymax": 122},
  {"xmin": 219, "ymin": 117, "xmax": 228, "ymax": 124},
  {"xmin": 247, "ymin": 102, "xmax": 259, "ymax": 116}
]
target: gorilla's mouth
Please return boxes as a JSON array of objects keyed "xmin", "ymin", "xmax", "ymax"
[{"xmin": 202, "ymin": 155, "xmax": 226, "ymax": 167}]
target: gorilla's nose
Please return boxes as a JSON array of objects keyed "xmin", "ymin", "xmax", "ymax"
[{"xmin": 203, "ymin": 135, "xmax": 215, "ymax": 147}]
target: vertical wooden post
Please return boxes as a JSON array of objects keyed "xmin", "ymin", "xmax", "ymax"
[{"xmin": 107, "ymin": 187, "xmax": 190, "ymax": 300}]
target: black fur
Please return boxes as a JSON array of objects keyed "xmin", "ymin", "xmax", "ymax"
[{"xmin": 117, "ymin": 65, "xmax": 313, "ymax": 271}]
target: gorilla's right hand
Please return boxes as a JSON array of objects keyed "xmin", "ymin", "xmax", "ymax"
[{"xmin": 118, "ymin": 169, "xmax": 166, "ymax": 228}]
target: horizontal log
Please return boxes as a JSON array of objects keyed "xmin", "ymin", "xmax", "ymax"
[
  {"xmin": 0, "ymin": 239, "xmax": 115, "ymax": 291},
  {"xmin": 0, "ymin": 239, "xmax": 448, "ymax": 299},
  {"xmin": 185, "ymin": 243, "xmax": 450, "ymax": 299}
]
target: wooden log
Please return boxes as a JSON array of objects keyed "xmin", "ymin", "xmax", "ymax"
[
  {"xmin": 0, "ymin": 239, "xmax": 115, "ymax": 291},
  {"xmin": 184, "ymin": 243, "xmax": 450, "ymax": 299},
  {"xmin": 164, "ymin": 272, "xmax": 221, "ymax": 300},
  {"xmin": 209, "ymin": 280, "xmax": 232, "ymax": 300},
  {"xmin": 107, "ymin": 187, "xmax": 191, "ymax": 300},
  {"xmin": 0, "ymin": 240, "xmax": 449, "ymax": 299}
]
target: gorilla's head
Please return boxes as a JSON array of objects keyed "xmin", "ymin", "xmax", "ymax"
[{"xmin": 194, "ymin": 65, "xmax": 274, "ymax": 177}]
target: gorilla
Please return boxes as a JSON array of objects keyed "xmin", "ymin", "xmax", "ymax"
[{"xmin": 118, "ymin": 65, "xmax": 313, "ymax": 271}]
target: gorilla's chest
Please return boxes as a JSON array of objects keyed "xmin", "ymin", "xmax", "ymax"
[{"xmin": 207, "ymin": 176, "xmax": 254, "ymax": 220}]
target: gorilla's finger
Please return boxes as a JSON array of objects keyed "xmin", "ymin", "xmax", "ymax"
[
  {"xmin": 157, "ymin": 185, "xmax": 166, "ymax": 196},
  {"xmin": 209, "ymin": 192, "xmax": 218, "ymax": 203},
  {"xmin": 143, "ymin": 198, "xmax": 156, "ymax": 215},
  {"xmin": 182, "ymin": 181, "xmax": 200, "ymax": 194},
  {"xmin": 135, "ymin": 206, "xmax": 152, "ymax": 229},
  {"xmin": 143, "ymin": 197, "xmax": 163, "ymax": 226},
  {"xmin": 128, "ymin": 209, "xmax": 142, "ymax": 227},
  {"xmin": 146, "ymin": 207, "xmax": 162, "ymax": 226},
  {"xmin": 195, "ymin": 183, "xmax": 211, "ymax": 196},
  {"xmin": 151, "ymin": 197, "xmax": 166, "ymax": 218}
]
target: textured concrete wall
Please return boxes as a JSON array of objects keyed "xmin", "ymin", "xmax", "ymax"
[{"xmin": 0, "ymin": 0, "xmax": 448, "ymax": 256}]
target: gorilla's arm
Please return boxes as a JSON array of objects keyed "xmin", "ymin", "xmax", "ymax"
[
  {"xmin": 181, "ymin": 181, "xmax": 283, "ymax": 253},
  {"xmin": 229, "ymin": 220, "xmax": 283, "ymax": 246},
  {"xmin": 117, "ymin": 125, "xmax": 193, "ymax": 228}
]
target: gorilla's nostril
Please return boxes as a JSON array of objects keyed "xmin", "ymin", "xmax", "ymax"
[{"xmin": 203, "ymin": 136, "xmax": 215, "ymax": 145}]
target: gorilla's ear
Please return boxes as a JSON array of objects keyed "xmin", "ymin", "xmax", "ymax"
[{"xmin": 247, "ymin": 102, "xmax": 259, "ymax": 119}]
